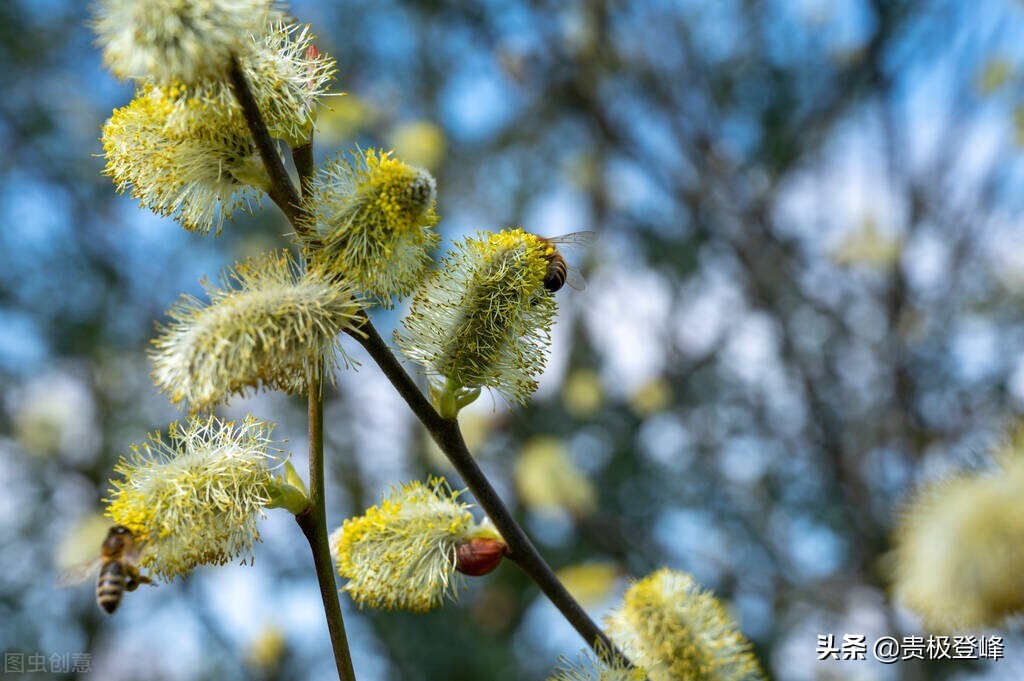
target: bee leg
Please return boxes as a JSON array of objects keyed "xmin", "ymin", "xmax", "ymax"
[{"xmin": 124, "ymin": 565, "xmax": 154, "ymax": 592}]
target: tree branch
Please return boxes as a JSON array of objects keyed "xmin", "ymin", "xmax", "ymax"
[
  {"xmin": 228, "ymin": 58, "xmax": 314, "ymax": 239},
  {"xmin": 345, "ymin": 313, "xmax": 634, "ymax": 669},
  {"xmin": 295, "ymin": 366, "xmax": 358, "ymax": 681},
  {"xmin": 230, "ymin": 55, "xmax": 356, "ymax": 681}
]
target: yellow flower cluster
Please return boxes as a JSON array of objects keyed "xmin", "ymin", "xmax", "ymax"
[
  {"xmin": 892, "ymin": 450, "xmax": 1024, "ymax": 630},
  {"xmin": 605, "ymin": 569, "xmax": 764, "ymax": 681},
  {"xmin": 397, "ymin": 228, "xmax": 556, "ymax": 407},
  {"xmin": 329, "ymin": 478, "xmax": 502, "ymax": 612},
  {"xmin": 100, "ymin": 22, "xmax": 335, "ymax": 233},
  {"xmin": 102, "ymin": 83, "xmax": 262, "ymax": 233},
  {"xmin": 150, "ymin": 250, "xmax": 360, "ymax": 410},
  {"xmin": 93, "ymin": 0, "xmax": 280, "ymax": 84},
  {"xmin": 304, "ymin": 149, "xmax": 439, "ymax": 306},
  {"xmin": 186, "ymin": 22, "xmax": 337, "ymax": 147},
  {"xmin": 105, "ymin": 416, "xmax": 278, "ymax": 581}
]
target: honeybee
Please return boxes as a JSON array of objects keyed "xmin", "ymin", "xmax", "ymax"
[
  {"xmin": 61, "ymin": 524, "xmax": 154, "ymax": 615},
  {"xmin": 534, "ymin": 231, "xmax": 594, "ymax": 293},
  {"xmin": 96, "ymin": 525, "xmax": 152, "ymax": 614}
]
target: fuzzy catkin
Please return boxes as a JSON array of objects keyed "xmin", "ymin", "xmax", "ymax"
[
  {"xmin": 605, "ymin": 569, "xmax": 764, "ymax": 681},
  {"xmin": 397, "ymin": 228, "xmax": 556, "ymax": 405},
  {"xmin": 105, "ymin": 416, "xmax": 278, "ymax": 581},
  {"xmin": 329, "ymin": 478, "xmax": 501, "ymax": 612},
  {"xmin": 150, "ymin": 250, "xmax": 360, "ymax": 410},
  {"xmin": 892, "ymin": 465, "xmax": 1024, "ymax": 630},
  {"xmin": 93, "ymin": 0, "xmax": 281, "ymax": 84},
  {"xmin": 303, "ymin": 149, "xmax": 439, "ymax": 306}
]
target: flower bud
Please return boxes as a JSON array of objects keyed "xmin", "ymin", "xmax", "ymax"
[{"xmin": 454, "ymin": 536, "xmax": 507, "ymax": 576}]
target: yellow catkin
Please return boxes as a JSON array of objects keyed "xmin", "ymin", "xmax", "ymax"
[
  {"xmin": 304, "ymin": 149, "xmax": 439, "ymax": 307},
  {"xmin": 150, "ymin": 251, "xmax": 360, "ymax": 411},
  {"xmin": 105, "ymin": 416, "xmax": 278, "ymax": 581},
  {"xmin": 605, "ymin": 569, "xmax": 764, "ymax": 681},
  {"xmin": 397, "ymin": 228, "xmax": 556, "ymax": 405},
  {"xmin": 892, "ymin": 464, "xmax": 1024, "ymax": 630},
  {"xmin": 93, "ymin": 0, "xmax": 280, "ymax": 84},
  {"xmin": 329, "ymin": 478, "xmax": 500, "ymax": 612}
]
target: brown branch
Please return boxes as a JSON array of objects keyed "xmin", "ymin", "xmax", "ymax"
[
  {"xmin": 345, "ymin": 313, "xmax": 635, "ymax": 669},
  {"xmin": 292, "ymin": 141, "xmax": 315, "ymax": 198},
  {"xmin": 227, "ymin": 58, "xmax": 314, "ymax": 239}
]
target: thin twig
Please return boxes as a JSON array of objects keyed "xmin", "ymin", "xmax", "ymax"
[
  {"xmin": 229, "ymin": 55, "xmax": 357, "ymax": 681},
  {"xmin": 345, "ymin": 313, "xmax": 633, "ymax": 669},
  {"xmin": 227, "ymin": 58, "xmax": 314, "ymax": 239},
  {"xmin": 295, "ymin": 365, "xmax": 358, "ymax": 681}
]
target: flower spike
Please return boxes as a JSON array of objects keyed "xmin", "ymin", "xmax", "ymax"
[
  {"xmin": 303, "ymin": 149, "xmax": 440, "ymax": 307},
  {"xmin": 892, "ymin": 461, "xmax": 1024, "ymax": 630},
  {"xmin": 605, "ymin": 569, "xmax": 764, "ymax": 681},
  {"xmin": 105, "ymin": 416, "xmax": 279, "ymax": 581},
  {"xmin": 329, "ymin": 478, "xmax": 504, "ymax": 612},
  {"xmin": 150, "ymin": 250, "xmax": 361, "ymax": 410},
  {"xmin": 101, "ymin": 83, "xmax": 265, "ymax": 234},
  {"xmin": 397, "ymin": 228, "xmax": 556, "ymax": 410},
  {"xmin": 93, "ymin": 0, "xmax": 281, "ymax": 84}
]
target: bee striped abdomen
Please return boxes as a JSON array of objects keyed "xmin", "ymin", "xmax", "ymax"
[
  {"xmin": 97, "ymin": 561, "xmax": 125, "ymax": 614},
  {"xmin": 542, "ymin": 253, "xmax": 568, "ymax": 292}
]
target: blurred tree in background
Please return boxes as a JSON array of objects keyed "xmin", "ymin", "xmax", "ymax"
[{"xmin": 2, "ymin": 0, "xmax": 1024, "ymax": 679}]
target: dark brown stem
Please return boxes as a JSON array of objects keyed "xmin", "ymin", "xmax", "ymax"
[
  {"xmin": 345, "ymin": 313, "xmax": 631, "ymax": 667},
  {"xmin": 292, "ymin": 141, "xmax": 315, "ymax": 198},
  {"xmin": 232, "ymin": 49, "xmax": 627, "ymax": 674},
  {"xmin": 227, "ymin": 58, "xmax": 314, "ymax": 239},
  {"xmin": 294, "ymin": 367, "xmax": 358, "ymax": 681}
]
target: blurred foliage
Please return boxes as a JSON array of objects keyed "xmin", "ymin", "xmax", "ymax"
[{"xmin": 3, "ymin": 0, "xmax": 1024, "ymax": 680}]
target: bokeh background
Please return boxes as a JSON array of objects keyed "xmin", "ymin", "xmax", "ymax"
[{"xmin": 3, "ymin": 0, "xmax": 1024, "ymax": 679}]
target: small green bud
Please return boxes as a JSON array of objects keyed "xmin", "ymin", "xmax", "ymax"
[{"xmin": 265, "ymin": 461, "xmax": 310, "ymax": 515}]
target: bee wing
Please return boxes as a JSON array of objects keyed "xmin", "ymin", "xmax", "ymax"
[
  {"xmin": 543, "ymin": 231, "xmax": 594, "ymax": 290},
  {"xmin": 564, "ymin": 265, "xmax": 588, "ymax": 291},
  {"xmin": 58, "ymin": 557, "xmax": 102, "ymax": 587},
  {"xmin": 545, "ymin": 231, "xmax": 596, "ymax": 251}
]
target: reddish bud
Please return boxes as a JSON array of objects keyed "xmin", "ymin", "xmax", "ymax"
[{"xmin": 455, "ymin": 537, "xmax": 507, "ymax": 576}]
